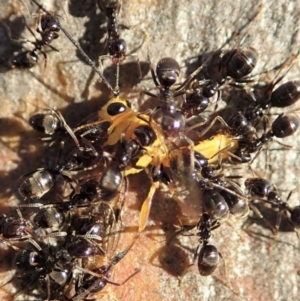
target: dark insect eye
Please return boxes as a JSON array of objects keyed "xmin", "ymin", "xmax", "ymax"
[{"xmin": 107, "ymin": 102, "xmax": 127, "ymax": 116}]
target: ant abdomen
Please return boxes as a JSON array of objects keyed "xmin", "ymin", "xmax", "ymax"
[
  {"xmin": 245, "ymin": 178, "xmax": 271, "ymax": 198},
  {"xmin": 227, "ymin": 112, "xmax": 250, "ymax": 135},
  {"xmin": 198, "ymin": 244, "xmax": 220, "ymax": 276},
  {"xmin": 29, "ymin": 112, "xmax": 61, "ymax": 135},
  {"xmin": 224, "ymin": 47, "xmax": 258, "ymax": 79},
  {"xmin": 270, "ymin": 80, "xmax": 300, "ymax": 108},
  {"xmin": 182, "ymin": 89, "xmax": 209, "ymax": 118},
  {"xmin": 290, "ymin": 206, "xmax": 300, "ymax": 228},
  {"xmin": 271, "ymin": 113, "xmax": 300, "ymax": 138},
  {"xmin": 12, "ymin": 51, "xmax": 39, "ymax": 69},
  {"xmin": 99, "ymin": 166, "xmax": 123, "ymax": 199},
  {"xmin": 19, "ymin": 169, "xmax": 55, "ymax": 200},
  {"xmin": 33, "ymin": 207, "xmax": 64, "ymax": 229},
  {"xmin": 202, "ymin": 189, "xmax": 229, "ymax": 221},
  {"xmin": 220, "ymin": 189, "xmax": 249, "ymax": 218}
]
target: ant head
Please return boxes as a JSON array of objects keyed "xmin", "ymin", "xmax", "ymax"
[{"xmin": 156, "ymin": 57, "xmax": 180, "ymax": 88}]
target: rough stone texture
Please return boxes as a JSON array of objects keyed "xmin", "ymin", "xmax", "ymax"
[{"xmin": 0, "ymin": 0, "xmax": 300, "ymax": 301}]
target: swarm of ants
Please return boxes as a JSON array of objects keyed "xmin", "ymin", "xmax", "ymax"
[{"xmin": 1, "ymin": 0, "xmax": 300, "ymax": 300}]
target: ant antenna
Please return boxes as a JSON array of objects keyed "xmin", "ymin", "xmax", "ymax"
[{"xmin": 29, "ymin": 0, "xmax": 119, "ymax": 97}]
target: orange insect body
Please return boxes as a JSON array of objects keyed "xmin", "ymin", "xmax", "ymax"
[
  {"xmin": 98, "ymin": 98, "xmax": 141, "ymax": 146},
  {"xmin": 194, "ymin": 133, "xmax": 239, "ymax": 163}
]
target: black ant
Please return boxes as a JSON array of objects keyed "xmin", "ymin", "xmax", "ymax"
[
  {"xmin": 225, "ymin": 79, "xmax": 300, "ymax": 139},
  {"xmin": 174, "ymin": 212, "xmax": 222, "ymax": 277},
  {"xmin": 18, "ymin": 168, "xmax": 56, "ymax": 200},
  {"xmin": 30, "ymin": 0, "xmax": 118, "ymax": 96},
  {"xmin": 18, "ymin": 160, "xmax": 77, "ymax": 201},
  {"xmin": 162, "ymin": 144, "xmax": 250, "ymax": 226},
  {"xmin": 65, "ymin": 201, "xmax": 120, "ymax": 262},
  {"xmin": 3, "ymin": 238, "xmax": 75, "ymax": 300},
  {"xmin": 98, "ymin": 0, "xmax": 126, "ymax": 65},
  {"xmin": 244, "ymin": 80, "xmax": 300, "ymax": 123},
  {"xmin": 66, "ymin": 216, "xmax": 106, "ymax": 259},
  {"xmin": 30, "ymin": 109, "xmax": 75, "ymax": 137},
  {"xmin": 66, "ymin": 165, "xmax": 124, "ymax": 208},
  {"xmin": 181, "ymin": 46, "xmax": 257, "ymax": 120},
  {"xmin": 0, "ymin": 209, "xmax": 34, "ymax": 245},
  {"xmin": 144, "ymin": 56, "xmax": 210, "ymax": 136},
  {"xmin": 199, "ymin": 175, "xmax": 249, "ymax": 222},
  {"xmin": 198, "ymin": 46, "xmax": 257, "ymax": 99},
  {"xmin": 182, "ymin": 5, "xmax": 265, "ymax": 119},
  {"xmin": 29, "ymin": 109, "xmax": 85, "ymax": 151},
  {"xmin": 96, "ymin": 0, "xmax": 127, "ymax": 92},
  {"xmin": 193, "ymin": 151, "xmax": 250, "ymax": 219},
  {"xmin": 71, "ymin": 235, "xmax": 139, "ymax": 301},
  {"xmin": 97, "ymin": 0, "xmax": 149, "ymax": 93},
  {"xmin": 234, "ymin": 112, "xmax": 299, "ymax": 161},
  {"xmin": 181, "ymin": 45, "xmax": 257, "ymax": 119},
  {"xmin": 29, "ymin": 107, "xmax": 110, "ymax": 151},
  {"xmin": 245, "ymin": 177, "xmax": 300, "ymax": 235},
  {"xmin": 0, "ymin": 207, "xmax": 65, "ymax": 260},
  {"xmin": 225, "ymin": 53, "xmax": 300, "ymax": 139},
  {"xmin": 12, "ymin": 12, "xmax": 60, "ymax": 68},
  {"xmin": 194, "ymin": 213, "xmax": 222, "ymax": 276},
  {"xmin": 31, "ymin": 205, "xmax": 65, "ymax": 232}
]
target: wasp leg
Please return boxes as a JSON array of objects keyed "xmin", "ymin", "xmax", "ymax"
[{"xmin": 138, "ymin": 181, "xmax": 160, "ymax": 232}]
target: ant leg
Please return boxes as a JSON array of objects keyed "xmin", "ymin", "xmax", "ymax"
[
  {"xmin": 147, "ymin": 54, "xmax": 160, "ymax": 88},
  {"xmin": 143, "ymin": 90, "xmax": 159, "ymax": 98},
  {"xmin": 217, "ymin": 252, "xmax": 239, "ymax": 295},
  {"xmin": 0, "ymin": 238, "xmax": 20, "ymax": 251},
  {"xmin": 107, "ymin": 268, "xmax": 141, "ymax": 286},
  {"xmin": 213, "ymin": 90, "xmax": 221, "ymax": 112},
  {"xmin": 79, "ymin": 136, "xmax": 99, "ymax": 157},
  {"xmin": 207, "ymin": 141, "xmax": 238, "ymax": 163},
  {"xmin": 40, "ymin": 49, "xmax": 48, "ymax": 69},
  {"xmin": 248, "ymin": 201, "xmax": 280, "ymax": 234},
  {"xmin": 25, "ymin": 23, "xmax": 38, "ymax": 40},
  {"xmin": 98, "ymin": 54, "xmax": 110, "ymax": 74},
  {"xmin": 115, "ymin": 62, "xmax": 120, "ymax": 92},
  {"xmin": 272, "ymin": 139, "xmax": 300, "ymax": 151},
  {"xmin": 192, "ymin": 244, "xmax": 201, "ymax": 263},
  {"xmin": 54, "ymin": 110, "xmax": 82, "ymax": 150},
  {"xmin": 174, "ymin": 53, "xmax": 214, "ymax": 94},
  {"xmin": 273, "ymin": 208, "xmax": 285, "ymax": 236},
  {"xmin": 186, "ymin": 116, "xmax": 230, "ymax": 135},
  {"xmin": 197, "ymin": 116, "xmax": 231, "ymax": 137}
]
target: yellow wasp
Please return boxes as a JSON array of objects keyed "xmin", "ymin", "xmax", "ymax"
[{"xmin": 75, "ymin": 97, "xmax": 240, "ymax": 232}]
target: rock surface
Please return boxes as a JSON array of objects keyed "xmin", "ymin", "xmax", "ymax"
[{"xmin": 0, "ymin": 1, "xmax": 300, "ymax": 301}]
